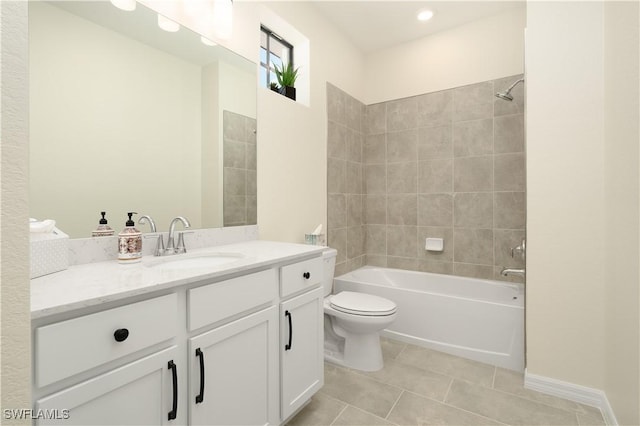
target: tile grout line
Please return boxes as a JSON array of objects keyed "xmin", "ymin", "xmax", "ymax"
[
  {"xmin": 492, "ymin": 366, "xmax": 497, "ymax": 388},
  {"xmin": 384, "ymin": 389, "xmax": 405, "ymax": 421},
  {"xmin": 328, "ymin": 403, "xmax": 349, "ymax": 426},
  {"xmin": 443, "ymin": 377, "xmax": 454, "ymax": 402}
]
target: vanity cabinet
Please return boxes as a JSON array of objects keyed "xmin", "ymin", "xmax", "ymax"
[
  {"xmin": 36, "ymin": 346, "xmax": 180, "ymax": 426},
  {"xmin": 189, "ymin": 306, "xmax": 278, "ymax": 426},
  {"xmin": 279, "ymin": 258, "xmax": 324, "ymax": 421},
  {"xmin": 32, "ymin": 248, "xmax": 325, "ymax": 426}
]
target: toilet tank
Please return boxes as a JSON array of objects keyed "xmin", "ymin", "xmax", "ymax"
[{"xmin": 322, "ymin": 248, "xmax": 338, "ymax": 297}]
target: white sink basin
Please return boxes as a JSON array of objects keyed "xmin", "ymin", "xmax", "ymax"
[{"xmin": 145, "ymin": 252, "xmax": 244, "ymax": 271}]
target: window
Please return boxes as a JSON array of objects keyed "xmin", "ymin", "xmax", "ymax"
[{"xmin": 260, "ymin": 25, "xmax": 293, "ymax": 88}]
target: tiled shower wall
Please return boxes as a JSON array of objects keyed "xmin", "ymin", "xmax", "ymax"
[
  {"xmin": 327, "ymin": 83, "xmax": 366, "ymax": 277},
  {"xmin": 223, "ymin": 110, "xmax": 257, "ymax": 227},
  {"xmin": 327, "ymin": 75, "xmax": 525, "ymax": 282}
]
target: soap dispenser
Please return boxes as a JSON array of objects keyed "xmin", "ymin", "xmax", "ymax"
[
  {"xmin": 118, "ymin": 212, "xmax": 142, "ymax": 263},
  {"xmin": 92, "ymin": 211, "xmax": 114, "ymax": 237}
]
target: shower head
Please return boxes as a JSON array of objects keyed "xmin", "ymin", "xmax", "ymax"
[
  {"xmin": 495, "ymin": 91, "xmax": 514, "ymax": 101},
  {"xmin": 495, "ymin": 78, "xmax": 524, "ymax": 102}
]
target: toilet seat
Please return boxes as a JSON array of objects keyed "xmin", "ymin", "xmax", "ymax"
[{"xmin": 329, "ymin": 291, "xmax": 397, "ymax": 316}]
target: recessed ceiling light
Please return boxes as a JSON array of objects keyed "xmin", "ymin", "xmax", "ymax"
[{"xmin": 417, "ymin": 9, "xmax": 434, "ymax": 22}]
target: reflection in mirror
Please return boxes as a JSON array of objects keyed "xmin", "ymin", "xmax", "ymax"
[{"xmin": 29, "ymin": 1, "xmax": 257, "ymax": 239}]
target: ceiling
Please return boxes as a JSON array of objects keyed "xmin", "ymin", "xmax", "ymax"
[{"xmin": 311, "ymin": 1, "xmax": 525, "ymax": 53}]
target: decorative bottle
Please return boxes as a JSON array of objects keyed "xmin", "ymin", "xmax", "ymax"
[
  {"xmin": 92, "ymin": 211, "xmax": 114, "ymax": 237},
  {"xmin": 118, "ymin": 212, "xmax": 142, "ymax": 264}
]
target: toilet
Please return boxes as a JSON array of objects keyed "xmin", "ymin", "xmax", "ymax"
[{"xmin": 322, "ymin": 248, "xmax": 397, "ymax": 372}]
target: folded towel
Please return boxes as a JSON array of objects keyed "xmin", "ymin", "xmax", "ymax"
[{"xmin": 30, "ymin": 219, "xmax": 56, "ymax": 233}]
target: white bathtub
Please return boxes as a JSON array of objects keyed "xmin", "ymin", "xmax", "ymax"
[{"xmin": 334, "ymin": 266, "xmax": 525, "ymax": 371}]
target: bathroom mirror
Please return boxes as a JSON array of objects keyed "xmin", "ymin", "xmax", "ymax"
[{"xmin": 29, "ymin": 0, "xmax": 257, "ymax": 239}]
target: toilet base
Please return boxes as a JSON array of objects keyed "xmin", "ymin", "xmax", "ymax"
[{"xmin": 324, "ymin": 332, "xmax": 384, "ymax": 372}]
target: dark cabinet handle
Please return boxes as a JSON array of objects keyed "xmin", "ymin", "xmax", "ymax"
[
  {"xmin": 168, "ymin": 360, "xmax": 178, "ymax": 421},
  {"xmin": 303, "ymin": 272, "xmax": 311, "ymax": 279},
  {"xmin": 285, "ymin": 310, "xmax": 293, "ymax": 351},
  {"xmin": 113, "ymin": 328, "xmax": 129, "ymax": 342},
  {"xmin": 195, "ymin": 348, "xmax": 205, "ymax": 404}
]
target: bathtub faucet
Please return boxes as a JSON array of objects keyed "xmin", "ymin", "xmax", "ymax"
[{"xmin": 501, "ymin": 267, "xmax": 525, "ymax": 278}]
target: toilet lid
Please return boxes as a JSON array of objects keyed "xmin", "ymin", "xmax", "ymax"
[{"xmin": 330, "ymin": 291, "xmax": 397, "ymax": 316}]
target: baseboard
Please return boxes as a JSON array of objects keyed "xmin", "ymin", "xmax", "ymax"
[{"xmin": 524, "ymin": 370, "xmax": 618, "ymax": 425}]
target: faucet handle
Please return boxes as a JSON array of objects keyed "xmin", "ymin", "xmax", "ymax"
[
  {"xmin": 144, "ymin": 233, "xmax": 165, "ymax": 256},
  {"xmin": 510, "ymin": 238, "xmax": 526, "ymax": 260},
  {"xmin": 175, "ymin": 231, "xmax": 193, "ymax": 254}
]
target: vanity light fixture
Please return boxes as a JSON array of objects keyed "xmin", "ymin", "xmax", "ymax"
[
  {"xmin": 201, "ymin": 36, "xmax": 217, "ymax": 47},
  {"xmin": 417, "ymin": 9, "xmax": 434, "ymax": 22},
  {"xmin": 110, "ymin": 0, "xmax": 136, "ymax": 12},
  {"xmin": 158, "ymin": 14, "xmax": 180, "ymax": 32}
]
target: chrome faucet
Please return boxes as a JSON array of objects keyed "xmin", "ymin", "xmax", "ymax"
[
  {"xmin": 166, "ymin": 216, "xmax": 191, "ymax": 255},
  {"xmin": 501, "ymin": 268, "xmax": 525, "ymax": 278},
  {"xmin": 140, "ymin": 215, "xmax": 166, "ymax": 256},
  {"xmin": 139, "ymin": 215, "xmax": 157, "ymax": 233}
]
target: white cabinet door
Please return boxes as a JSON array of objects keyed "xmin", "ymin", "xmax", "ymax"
[
  {"xmin": 189, "ymin": 306, "xmax": 278, "ymax": 426},
  {"xmin": 280, "ymin": 287, "xmax": 324, "ymax": 421},
  {"xmin": 35, "ymin": 346, "xmax": 180, "ymax": 426}
]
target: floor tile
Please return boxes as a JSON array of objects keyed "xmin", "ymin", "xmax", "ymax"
[
  {"xmin": 332, "ymin": 405, "xmax": 393, "ymax": 425},
  {"xmin": 446, "ymin": 379, "xmax": 579, "ymax": 425},
  {"xmin": 322, "ymin": 363, "xmax": 403, "ymax": 418},
  {"xmin": 286, "ymin": 393, "xmax": 345, "ymax": 426},
  {"xmin": 381, "ymin": 336, "xmax": 407, "ymax": 361},
  {"xmin": 387, "ymin": 391, "xmax": 502, "ymax": 425},
  {"xmin": 396, "ymin": 345, "xmax": 495, "ymax": 387},
  {"xmin": 356, "ymin": 358, "xmax": 452, "ymax": 401}
]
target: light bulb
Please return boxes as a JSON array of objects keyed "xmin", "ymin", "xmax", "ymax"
[
  {"xmin": 110, "ymin": 0, "xmax": 136, "ymax": 11},
  {"xmin": 158, "ymin": 14, "xmax": 180, "ymax": 32}
]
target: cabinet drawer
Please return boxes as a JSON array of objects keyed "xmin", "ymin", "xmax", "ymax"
[
  {"xmin": 35, "ymin": 293, "xmax": 178, "ymax": 388},
  {"xmin": 280, "ymin": 257, "xmax": 323, "ymax": 298},
  {"xmin": 188, "ymin": 269, "xmax": 277, "ymax": 331}
]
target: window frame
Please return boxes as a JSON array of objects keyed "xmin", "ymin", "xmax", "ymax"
[{"xmin": 260, "ymin": 25, "xmax": 294, "ymax": 88}]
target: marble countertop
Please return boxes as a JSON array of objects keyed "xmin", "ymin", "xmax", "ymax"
[{"xmin": 31, "ymin": 240, "xmax": 325, "ymax": 320}]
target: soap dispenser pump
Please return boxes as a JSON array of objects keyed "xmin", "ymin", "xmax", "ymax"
[
  {"xmin": 118, "ymin": 212, "xmax": 142, "ymax": 263},
  {"xmin": 92, "ymin": 211, "xmax": 114, "ymax": 237}
]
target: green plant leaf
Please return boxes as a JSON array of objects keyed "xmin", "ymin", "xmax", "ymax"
[{"xmin": 274, "ymin": 62, "xmax": 300, "ymax": 88}]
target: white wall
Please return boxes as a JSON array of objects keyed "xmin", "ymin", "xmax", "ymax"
[
  {"xmin": 0, "ymin": 0, "xmax": 31, "ymax": 412},
  {"xmin": 364, "ymin": 6, "xmax": 525, "ymax": 104},
  {"xmin": 603, "ymin": 2, "xmax": 640, "ymax": 424},
  {"xmin": 526, "ymin": 0, "xmax": 606, "ymax": 391}
]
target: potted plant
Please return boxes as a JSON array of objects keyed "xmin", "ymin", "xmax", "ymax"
[
  {"xmin": 269, "ymin": 81, "xmax": 280, "ymax": 93},
  {"xmin": 274, "ymin": 62, "xmax": 300, "ymax": 101}
]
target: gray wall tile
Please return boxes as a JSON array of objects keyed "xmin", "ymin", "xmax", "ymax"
[
  {"xmin": 453, "ymin": 81, "xmax": 493, "ymax": 122},
  {"xmin": 366, "ymin": 225, "xmax": 387, "ymax": 255},
  {"xmin": 365, "ymin": 134, "xmax": 386, "ymax": 164},
  {"xmin": 223, "ymin": 139, "xmax": 246, "ymax": 168},
  {"xmin": 387, "ymin": 130, "xmax": 418, "ymax": 163},
  {"xmin": 453, "ymin": 228, "xmax": 494, "ymax": 265},
  {"xmin": 418, "ymin": 126, "xmax": 453, "ymax": 160},
  {"xmin": 418, "ymin": 194, "xmax": 453, "ymax": 227},
  {"xmin": 388, "ymin": 194, "xmax": 417, "ymax": 225},
  {"xmin": 387, "ymin": 226, "xmax": 418, "ymax": 257},
  {"xmin": 494, "ymin": 192, "xmax": 526, "ymax": 229},
  {"xmin": 365, "ymin": 103, "xmax": 386, "ymax": 135},
  {"xmin": 387, "ymin": 97, "xmax": 418, "ymax": 132},
  {"xmin": 328, "ymin": 76, "xmax": 525, "ymax": 280},
  {"xmin": 418, "ymin": 159, "xmax": 453, "ymax": 193},
  {"xmin": 494, "ymin": 114, "xmax": 524, "ymax": 154},
  {"xmin": 366, "ymin": 195, "xmax": 387, "ymax": 224},
  {"xmin": 494, "ymin": 153, "xmax": 525, "ymax": 191},
  {"xmin": 387, "ymin": 162, "xmax": 417, "ymax": 194},
  {"xmin": 417, "ymin": 90, "xmax": 453, "ymax": 128},
  {"xmin": 454, "ymin": 192, "xmax": 494, "ymax": 228},
  {"xmin": 453, "ymin": 118, "xmax": 494, "ymax": 157},
  {"xmin": 454, "ymin": 156, "xmax": 493, "ymax": 192},
  {"xmin": 328, "ymin": 121, "xmax": 347, "ymax": 160}
]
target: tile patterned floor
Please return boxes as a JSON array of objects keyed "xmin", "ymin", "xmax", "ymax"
[{"xmin": 288, "ymin": 338, "xmax": 606, "ymax": 426}]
